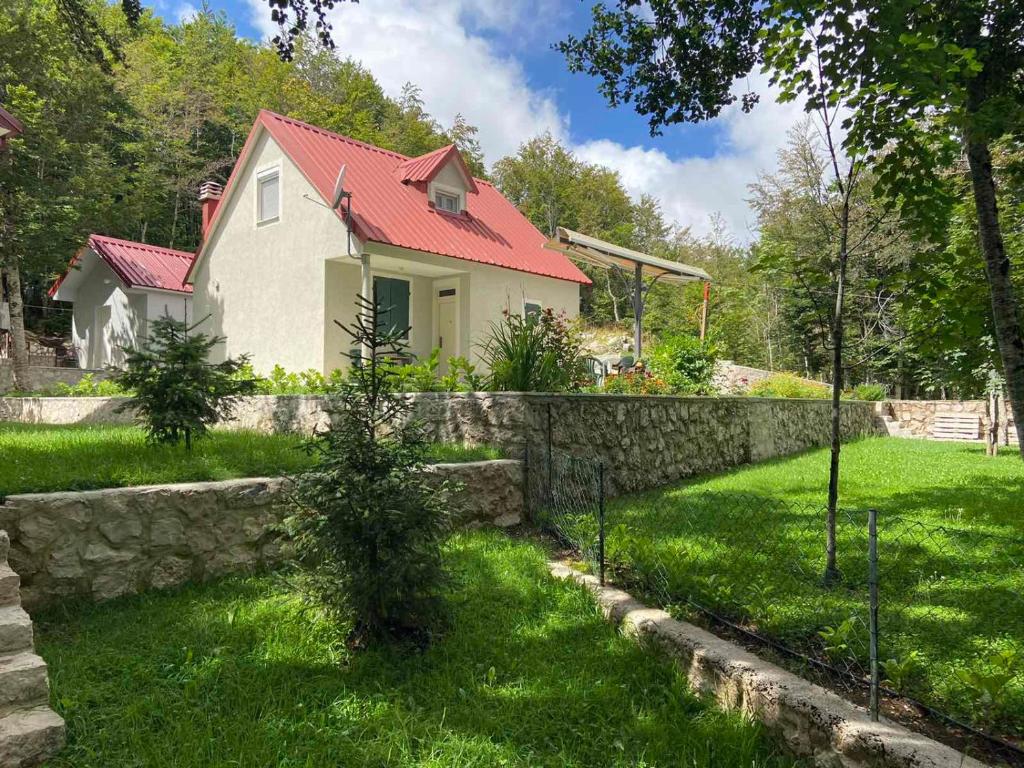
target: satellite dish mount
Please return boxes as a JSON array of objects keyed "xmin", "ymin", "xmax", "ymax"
[{"xmin": 330, "ymin": 164, "xmax": 354, "ymax": 257}]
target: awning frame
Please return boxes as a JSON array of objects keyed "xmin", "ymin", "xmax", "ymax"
[{"xmin": 545, "ymin": 227, "xmax": 711, "ymax": 361}]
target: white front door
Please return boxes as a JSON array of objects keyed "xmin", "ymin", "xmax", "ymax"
[{"xmin": 436, "ymin": 290, "xmax": 458, "ymax": 373}]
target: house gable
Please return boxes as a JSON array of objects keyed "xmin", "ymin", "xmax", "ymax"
[{"xmin": 189, "ymin": 129, "xmax": 347, "ymax": 373}]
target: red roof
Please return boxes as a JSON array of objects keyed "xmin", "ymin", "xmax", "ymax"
[
  {"xmin": 193, "ymin": 110, "xmax": 589, "ymax": 285},
  {"xmin": 51, "ymin": 234, "xmax": 194, "ymax": 297},
  {"xmin": 0, "ymin": 105, "xmax": 23, "ymax": 148},
  {"xmin": 395, "ymin": 144, "xmax": 478, "ymax": 193}
]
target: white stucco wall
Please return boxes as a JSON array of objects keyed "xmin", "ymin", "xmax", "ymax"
[
  {"xmin": 191, "ymin": 130, "xmax": 348, "ymax": 374},
  {"xmin": 323, "ymin": 243, "xmax": 580, "ymax": 373},
  {"xmin": 70, "ymin": 260, "xmax": 189, "ymax": 369}
]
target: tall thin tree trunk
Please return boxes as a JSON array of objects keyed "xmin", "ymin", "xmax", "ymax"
[
  {"xmin": 1, "ymin": 262, "xmax": 30, "ymax": 391},
  {"xmin": 824, "ymin": 200, "xmax": 850, "ymax": 585},
  {"xmin": 606, "ymin": 272, "xmax": 621, "ymax": 322},
  {"xmin": 966, "ymin": 137, "xmax": 1024, "ymax": 460}
]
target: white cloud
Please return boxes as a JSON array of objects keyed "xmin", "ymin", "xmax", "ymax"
[
  {"xmin": 576, "ymin": 74, "xmax": 807, "ymax": 241},
  {"xmin": 246, "ymin": 1, "xmax": 806, "ymax": 242},
  {"xmin": 246, "ymin": 0, "xmax": 567, "ymax": 162}
]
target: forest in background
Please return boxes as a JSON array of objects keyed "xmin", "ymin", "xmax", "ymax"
[{"xmin": 1, "ymin": 0, "xmax": 1022, "ymax": 398}]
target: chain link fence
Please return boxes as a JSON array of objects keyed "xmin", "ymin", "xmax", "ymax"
[{"xmin": 526, "ymin": 445, "xmax": 1024, "ymax": 765}]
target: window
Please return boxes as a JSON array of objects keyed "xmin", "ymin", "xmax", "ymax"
[
  {"xmin": 435, "ymin": 190, "xmax": 460, "ymax": 213},
  {"xmin": 257, "ymin": 169, "xmax": 280, "ymax": 224},
  {"xmin": 524, "ymin": 300, "xmax": 542, "ymax": 320},
  {"xmin": 374, "ymin": 276, "xmax": 410, "ymax": 339}
]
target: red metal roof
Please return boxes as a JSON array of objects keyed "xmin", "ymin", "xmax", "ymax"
[
  {"xmin": 195, "ymin": 110, "xmax": 589, "ymax": 285},
  {"xmin": 50, "ymin": 235, "xmax": 194, "ymax": 296},
  {"xmin": 0, "ymin": 105, "xmax": 22, "ymax": 137}
]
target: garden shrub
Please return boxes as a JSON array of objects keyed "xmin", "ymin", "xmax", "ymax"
[
  {"xmin": 747, "ymin": 372, "xmax": 830, "ymax": 399},
  {"xmin": 850, "ymin": 382, "xmax": 887, "ymax": 401},
  {"xmin": 53, "ymin": 373, "xmax": 129, "ymax": 397},
  {"xmin": 483, "ymin": 309, "xmax": 588, "ymax": 392},
  {"xmin": 647, "ymin": 334, "xmax": 718, "ymax": 394},
  {"xmin": 114, "ymin": 316, "xmax": 257, "ymax": 450},
  {"xmin": 599, "ymin": 369, "xmax": 670, "ymax": 395},
  {"xmin": 286, "ymin": 296, "xmax": 453, "ymax": 644}
]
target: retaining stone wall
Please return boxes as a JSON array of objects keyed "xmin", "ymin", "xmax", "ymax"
[
  {"xmin": 411, "ymin": 393, "xmax": 883, "ymax": 495},
  {"xmin": 0, "ymin": 460, "xmax": 523, "ymax": 610},
  {"xmin": 884, "ymin": 399, "xmax": 992, "ymax": 438},
  {"xmin": 0, "ymin": 364, "xmax": 107, "ymax": 396},
  {"xmin": 0, "ymin": 392, "xmax": 884, "ymax": 497}
]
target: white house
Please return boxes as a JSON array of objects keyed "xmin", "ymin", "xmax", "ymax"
[
  {"xmin": 52, "ymin": 110, "xmax": 590, "ymax": 373},
  {"xmin": 50, "ymin": 235, "xmax": 193, "ymax": 369}
]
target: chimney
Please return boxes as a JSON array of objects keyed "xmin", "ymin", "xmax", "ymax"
[{"xmin": 199, "ymin": 181, "xmax": 224, "ymax": 237}]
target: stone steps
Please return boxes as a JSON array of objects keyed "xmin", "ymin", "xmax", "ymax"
[
  {"xmin": 0, "ymin": 653, "xmax": 49, "ymax": 718},
  {"xmin": 0, "ymin": 605, "xmax": 32, "ymax": 656},
  {"xmin": 0, "ymin": 531, "xmax": 64, "ymax": 767},
  {"xmin": 0, "ymin": 707, "xmax": 66, "ymax": 768}
]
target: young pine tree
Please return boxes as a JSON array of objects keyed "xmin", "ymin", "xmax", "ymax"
[
  {"xmin": 115, "ymin": 315, "xmax": 256, "ymax": 450},
  {"xmin": 285, "ymin": 295, "xmax": 453, "ymax": 645}
]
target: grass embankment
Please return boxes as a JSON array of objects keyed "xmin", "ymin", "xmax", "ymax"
[
  {"xmin": 35, "ymin": 532, "xmax": 801, "ymax": 768},
  {"xmin": 0, "ymin": 423, "xmax": 503, "ymax": 496},
  {"xmin": 598, "ymin": 437, "xmax": 1024, "ymax": 739}
]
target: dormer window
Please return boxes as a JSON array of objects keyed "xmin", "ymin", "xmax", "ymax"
[{"xmin": 435, "ymin": 190, "xmax": 460, "ymax": 213}]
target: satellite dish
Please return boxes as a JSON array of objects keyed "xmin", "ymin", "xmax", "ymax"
[{"xmin": 331, "ymin": 164, "xmax": 348, "ymax": 209}]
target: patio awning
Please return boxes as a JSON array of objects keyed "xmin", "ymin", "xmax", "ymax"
[
  {"xmin": 544, "ymin": 227, "xmax": 710, "ymax": 285},
  {"xmin": 544, "ymin": 227, "xmax": 712, "ymax": 362}
]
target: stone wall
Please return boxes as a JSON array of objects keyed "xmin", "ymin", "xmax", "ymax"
[
  {"xmin": 0, "ymin": 393, "xmax": 324, "ymax": 431},
  {"xmin": 0, "ymin": 461, "xmax": 523, "ymax": 610},
  {"xmin": 411, "ymin": 393, "xmax": 884, "ymax": 495},
  {"xmin": 711, "ymin": 361, "xmax": 826, "ymax": 395},
  {"xmin": 881, "ymin": 399, "xmax": 1017, "ymax": 441},
  {"xmin": 0, "ymin": 392, "xmax": 884, "ymax": 496},
  {"xmin": 0, "ymin": 364, "xmax": 107, "ymax": 396}
]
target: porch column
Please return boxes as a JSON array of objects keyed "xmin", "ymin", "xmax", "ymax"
[{"xmin": 361, "ymin": 252, "xmax": 372, "ymax": 361}]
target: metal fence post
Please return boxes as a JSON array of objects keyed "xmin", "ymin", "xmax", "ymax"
[
  {"xmin": 522, "ymin": 443, "xmax": 531, "ymax": 522},
  {"xmin": 868, "ymin": 507, "xmax": 880, "ymax": 722},
  {"xmin": 598, "ymin": 461, "xmax": 606, "ymax": 587},
  {"xmin": 546, "ymin": 401, "xmax": 553, "ymax": 500}
]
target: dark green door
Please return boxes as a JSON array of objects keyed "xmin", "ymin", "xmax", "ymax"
[{"xmin": 374, "ymin": 276, "xmax": 410, "ymax": 338}]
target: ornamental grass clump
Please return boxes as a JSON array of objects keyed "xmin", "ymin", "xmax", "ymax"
[
  {"xmin": 482, "ymin": 308, "xmax": 589, "ymax": 392},
  {"xmin": 286, "ymin": 295, "xmax": 453, "ymax": 645},
  {"xmin": 114, "ymin": 316, "xmax": 256, "ymax": 450}
]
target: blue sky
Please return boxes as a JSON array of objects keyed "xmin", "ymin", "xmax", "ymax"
[{"xmin": 155, "ymin": 0, "xmax": 803, "ymax": 240}]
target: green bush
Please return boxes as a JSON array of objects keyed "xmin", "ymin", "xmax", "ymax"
[
  {"xmin": 598, "ymin": 370, "xmax": 671, "ymax": 395},
  {"xmin": 747, "ymin": 372, "xmax": 830, "ymax": 399},
  {"xmin": 53, "ymin": 373, "xmax": 129, "ymax": 397},
  {"xmin": 285, "ymin": 295, "xmax": 452, "ymax": 644},
  {"xmin": 647, "ymin": 335, "xmax": 717, "ymax": 394},
  {"xmin": 114, "ymin": 316, "xmax": 257, "ymax": 450},
  {"xmin": 850, "ymin": 383, "xmax": 887, "ymax": 401},
  {"xmin": 482, "ymin": 309, "xmax": 588, "ymax": 392}
]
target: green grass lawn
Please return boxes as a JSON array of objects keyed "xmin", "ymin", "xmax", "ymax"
[
  {"xmin": 571, "ymin": 438, "xmax": 1024, "ymax": 742},
  {"xmin": 0, "ymin": 423, "xmax": 504, "ymax": 496},
  {"xmin": 35, "ymin": 531, "xmax": 801, "ymax": 768}
]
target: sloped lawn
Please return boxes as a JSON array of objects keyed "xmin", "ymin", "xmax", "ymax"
[
  {"xmin": 34, "ymin": 532, "xmax": 801, "ymax": 768},
  {"xmin": 594, "ymin": 438, "xmax": 1024, "ymax": 748},
  {"xmin": 0, "ymin": 423, "xmax": 503, "ymax": 496}
]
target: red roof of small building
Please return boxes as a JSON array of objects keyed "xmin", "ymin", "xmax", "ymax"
[
  {"xmin": 50, "ymin": 234, "xmax": 194, "ymax": 297},
  {"xmin": 192, "ymin": 110, "xmax": 589, "ymax": 285},
  {"xmin": 0, "ymin": 105, "xmax": 22, "ymax": 137}
]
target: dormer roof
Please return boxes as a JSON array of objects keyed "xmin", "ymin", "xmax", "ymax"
[{"xmin": 394, "ymin": 144, "xmax": 479, "ymax": 193}]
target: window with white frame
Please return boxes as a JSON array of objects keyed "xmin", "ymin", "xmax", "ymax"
[
  {"xmin": 434, "ymin": 190, "xmax": 460, "ymax": 213},
  {"xmin": 256, "ymin": 169, "xmax": 280, "ymax": 224}
]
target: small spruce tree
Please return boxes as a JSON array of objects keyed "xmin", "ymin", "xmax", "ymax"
[
  {"xmin": 115, "ymin": 316, "xmax": 256, "ymax": 450},
  {"xmin": 285, "ymin": 294, "xmax": 452, "ymax": 645}
]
